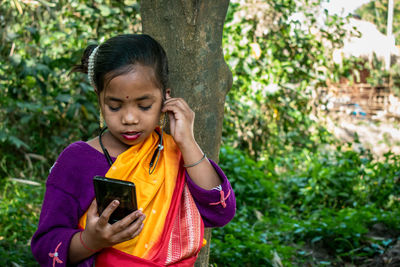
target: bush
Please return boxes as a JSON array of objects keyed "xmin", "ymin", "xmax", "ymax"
[
  {"xmin": 0, "ymin": 0, "xmax": 141, "ymax": 180},
  {"xmin": 222, "ymin": 0, "xmax": 347, "ymax": 159},
  {"xmin": 210, "ymin": 145, "xmax": 400, "ymax": 266},
  {"xmin": 0, "ymin": 179, "xmax": 44, "ymax": 266},
  {"xmin": 211, "ymin": 146, "xmax": 295, "ymax": 266}
]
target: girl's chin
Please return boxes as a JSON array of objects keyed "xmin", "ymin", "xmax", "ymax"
[
  {"xmin": 120, "ymin": 138, "xmax": 142, "ymax": 146},
  {"xmin": 119, "ymin": 134, "xmax": 148, "ymax": 147}
]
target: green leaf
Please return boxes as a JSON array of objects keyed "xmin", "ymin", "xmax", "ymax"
[
  {"xmin": 56, "ymin": 94, "xmax": 72, "ymax": 103},
  {"xmin": 8, "ymin": 136, "xmax": 30, "ymax": 150}
]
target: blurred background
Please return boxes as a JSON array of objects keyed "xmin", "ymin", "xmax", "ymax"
[{"xmin": 1, "ymin": 0, "xmax": 400, "ymax": 266}]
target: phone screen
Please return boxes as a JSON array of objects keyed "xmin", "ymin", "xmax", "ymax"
[{"xmin": 93, "ymin": 176, "xmax": 138, "ymax": 224}]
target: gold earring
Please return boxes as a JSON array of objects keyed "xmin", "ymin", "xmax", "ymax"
[
  {"xmin": 99, "ymin": 109, "xmax": 104, "ymax": 128},
  {"xmin": 159, "ymin": 113, "xmax": 166, "ymax": 128}
]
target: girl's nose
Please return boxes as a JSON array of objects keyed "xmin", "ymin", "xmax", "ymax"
[{"xmin": 122, "ymin": 110, "xmax": 139, "ymax": 125}]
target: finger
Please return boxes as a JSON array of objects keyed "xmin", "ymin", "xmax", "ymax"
[
  {"xmin": 162, "ymin": 100, "xmax": 189, "ymax": 115},
  {"xmin": 161, "ymin": 104, "xmax": 179, "ymax": 115},
  {"xmin": 168, "ymin": 112, "xmax": 174, "ymax": 123},
  {"xmin": 162, "ymin": 99, "xmax": 175, "ymax": 109},
  {"xmin": 87, "ymin": 199, "xmax": 98, "ymax": 218},
  {"xmin": 168, "ymin": 112, "xmax": 175, "ymax": 135},
  {"xmin": 127, "ymin": 213, "xmax": 146, "ymax": 231},
  {"xmin": 163, "ymin": 96, "xmax": 182, "ymax": 105},
  {"xmin": 98, "ymin": 200, "xmax": 119, "ymax": 227},
  {"xmin": 114, "ymin": 214, "xmax": 146, "ymax": 241},
  {"xmin": 163, "ymin": 97, "xmax": 184, "ymax": 105},
  {"xmin": 128, "ymin": 213, "xmax": 146, "ymax": 232},
  {"xmin": 161, "ymin": 102, "xmax": 179, "ymax": 117},
  {"xmin": 111, "ymin": 210, "xmax": 144, "ymax": 232},
  {"xmin": 117, "ymin": 222, "xmax": 144, "ymax": 243},
  {"xmin": 128, "ymin": 221, "xmax": 145, "ymax": 239},
  {"xmin": 164, "ymin": 98, "xmax": 191, "ymax": 111},
  {"xmin": 173, "ymin": 98, "xmax": 191, "ymax": 110}
]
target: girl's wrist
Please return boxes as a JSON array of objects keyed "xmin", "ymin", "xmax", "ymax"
[
  {"xmin": 179, "ymin": 140, "xmax": 206, "ymax": 167},
  {"xmin": 80, "ymin": 230, "xmax": 102, "ymax": 253},
  {"xmin": 183, "ymin": 153, "xmax": 207, "ymax": 168},
  {"xmin": 176, "ymin": 137, "xmax": 198, "ymax": 155}
]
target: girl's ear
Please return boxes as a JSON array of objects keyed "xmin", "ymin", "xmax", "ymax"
[{"xmin": 165, "ymin": 88, "xmax": 171, "ymax": 99}]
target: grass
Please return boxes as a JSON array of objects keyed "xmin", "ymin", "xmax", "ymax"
[
  {"xmin": 210, "ymin": 144, "xmax": 400, "ymax": 266},
  {"xmin": 1, "ymin": 142, "xmax": 400, "ymax": 266},
  {"xmin": 0, "ymin": 179, "xmax": 44, "ymax": 267}
]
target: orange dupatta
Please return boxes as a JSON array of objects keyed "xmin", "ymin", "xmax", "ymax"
[{"xmin": 78, "ymin": 130, "xmax": 204, "ymax": 266}]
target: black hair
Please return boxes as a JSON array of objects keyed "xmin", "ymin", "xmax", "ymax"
[{"xmin": 71, "ymin": 34, "xmax": 169, "ymax": 96}]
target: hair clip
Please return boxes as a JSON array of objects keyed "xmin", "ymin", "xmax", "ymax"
[{"xmin": 88, "ymin": 46, "xmax": 99, "ymax": 89}]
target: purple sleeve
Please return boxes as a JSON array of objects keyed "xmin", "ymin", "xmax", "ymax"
[
  {"xmin": 31, "ymin": 143, "xmax": 95, "ymax": 267},
  {"xmin": 186, "ymin": 160, "xmax": 236, "ymax": 228},
  {"xmin": 31, "ymin": 185, "xmax": 92, "ymax": 267}
]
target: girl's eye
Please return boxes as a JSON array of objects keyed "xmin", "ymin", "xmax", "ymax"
[
  {"xmin": 108, "ymin": 106, "xmax": 120, "ymax": 111},
  {"xmin": 140, "ymin": 105, "xmax": 152, "ymax": 111}
]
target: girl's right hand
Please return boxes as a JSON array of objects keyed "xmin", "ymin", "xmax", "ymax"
[{"xmin": 81, "ymin": 199, "xmax": 145, "ymax": 251}]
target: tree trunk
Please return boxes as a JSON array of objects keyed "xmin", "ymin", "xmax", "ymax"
[{"xmin": 140, "ymin": 1, "xmax": 232, "ymax": 266}]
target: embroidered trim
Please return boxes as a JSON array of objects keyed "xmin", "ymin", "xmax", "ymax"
[
  {"xmin": 48, "ymin": 242, "xmax": 63, "ymax": 267},
  {"xmin": 49, "ymin": 162, "xmax": 56, "ymax": 174},
  {"xmin": 209, "ymin": 186, "xmax": 231, "ymax": 208},
  {"xmin": 212, "ymin": 185, "xmax": 222, "ymax": 191}
]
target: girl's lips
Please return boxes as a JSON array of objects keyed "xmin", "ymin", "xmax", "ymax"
[{"xmin": 121, "ymin": 132, "xmax": 142, "ymax": 141}]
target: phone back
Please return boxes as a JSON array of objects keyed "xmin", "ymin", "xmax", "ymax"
[{"xmin": 93, "ymin": 176, "xmax": 137, "ymax": 224}]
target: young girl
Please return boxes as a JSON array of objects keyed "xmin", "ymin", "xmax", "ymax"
[{"xmin": 31, "ymin": 34, "xmax": 235, "ymax": 267}]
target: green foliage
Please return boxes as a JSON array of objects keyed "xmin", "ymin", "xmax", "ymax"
[
  {"xmin": 2, "ymin": 144, "xmax": 399, "ymax": 266},
  {"xmin": 222, "ymin": 0, "xmax": 346, "ymax": 159},
  {"xmin": 216, "ymin": 3, "xmax": 400, "ymax": 263},
  {"xmin": 0, "ymin": 179, "xmax": 44, "ymax": 266},
  {"xmin": 1, "ymin": 0, "xmax": 400, "ymax": 266},
  {"xmin": 211, "ymin": 145, "xmax": 400, "ymax": 266},
  {"xmin": 0, "ymin": 0, "xmax": 140, "ymax": 179},
  {"xmin": 284, "ymin": 145, "xmax": 371, "ymax": 210},
  {"xmin": 0, "ymin": 1, "xmax": 140, "ymax": 263},
  {"xmin": 211, "ymin": 146, "xmax": 296, "ymax": 267}
]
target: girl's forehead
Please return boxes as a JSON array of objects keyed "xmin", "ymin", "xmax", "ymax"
[{"xmin": 104, "ymin": 66, "xmax": 162, "ymax": 98}]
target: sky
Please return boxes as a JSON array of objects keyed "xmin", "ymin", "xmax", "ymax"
[{"xmin": 323, "ymin": 0, "xmax": 372, "ymax": 16}]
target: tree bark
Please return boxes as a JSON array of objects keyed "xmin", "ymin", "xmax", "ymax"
[{"xmin": 140, "ymin": 1, "xmax": 232, "ymax": 266}]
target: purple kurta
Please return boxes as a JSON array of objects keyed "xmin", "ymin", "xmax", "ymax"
[{"xmin": 31, "ymin": 141, "xmax": 235, "ymax": 267}]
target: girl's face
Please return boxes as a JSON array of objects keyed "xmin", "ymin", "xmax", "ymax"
[{"xmin": 99, "ymin": 64, "xmax": 163, "ymax": 148}]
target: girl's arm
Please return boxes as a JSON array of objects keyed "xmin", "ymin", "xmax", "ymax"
[
  {"xmin": 186, "ymin": 159, "xmax": 236, "ymax": 227},
  {"xmin": 31, "ymin": 143, "xmax": 92, "ymax": 267},
  {"xmin": 177, "ymin": 137, "xmax": 222, "ymax": 190},
  {"xmin": 31, "ymin": 183, "xmax": 87, "ymax": 266},
  {"xmin": 162, "ymin": 92, "xmax": 236, "ymax": 227},
  {"xmin": 31, "ymin": 142, "xmax": 145, "ymax": 266},
  {"xmin": 162, "ymin": 92, "xmax": 221, "ymax": 190}
]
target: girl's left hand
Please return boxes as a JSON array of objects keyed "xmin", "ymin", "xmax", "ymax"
[{"xmin": 161, "ymin": 91, "xmax": 195, "ymax": 147}]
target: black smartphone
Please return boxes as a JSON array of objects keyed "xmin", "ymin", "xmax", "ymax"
[{"xmin": 93, "ymin": 176, "xmax": 138, "ymax": 224}]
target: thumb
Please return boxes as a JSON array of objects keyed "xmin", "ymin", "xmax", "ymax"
[{"xmin": 87, "ymin": 199, "xmax": 98, "ymax": 219}]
